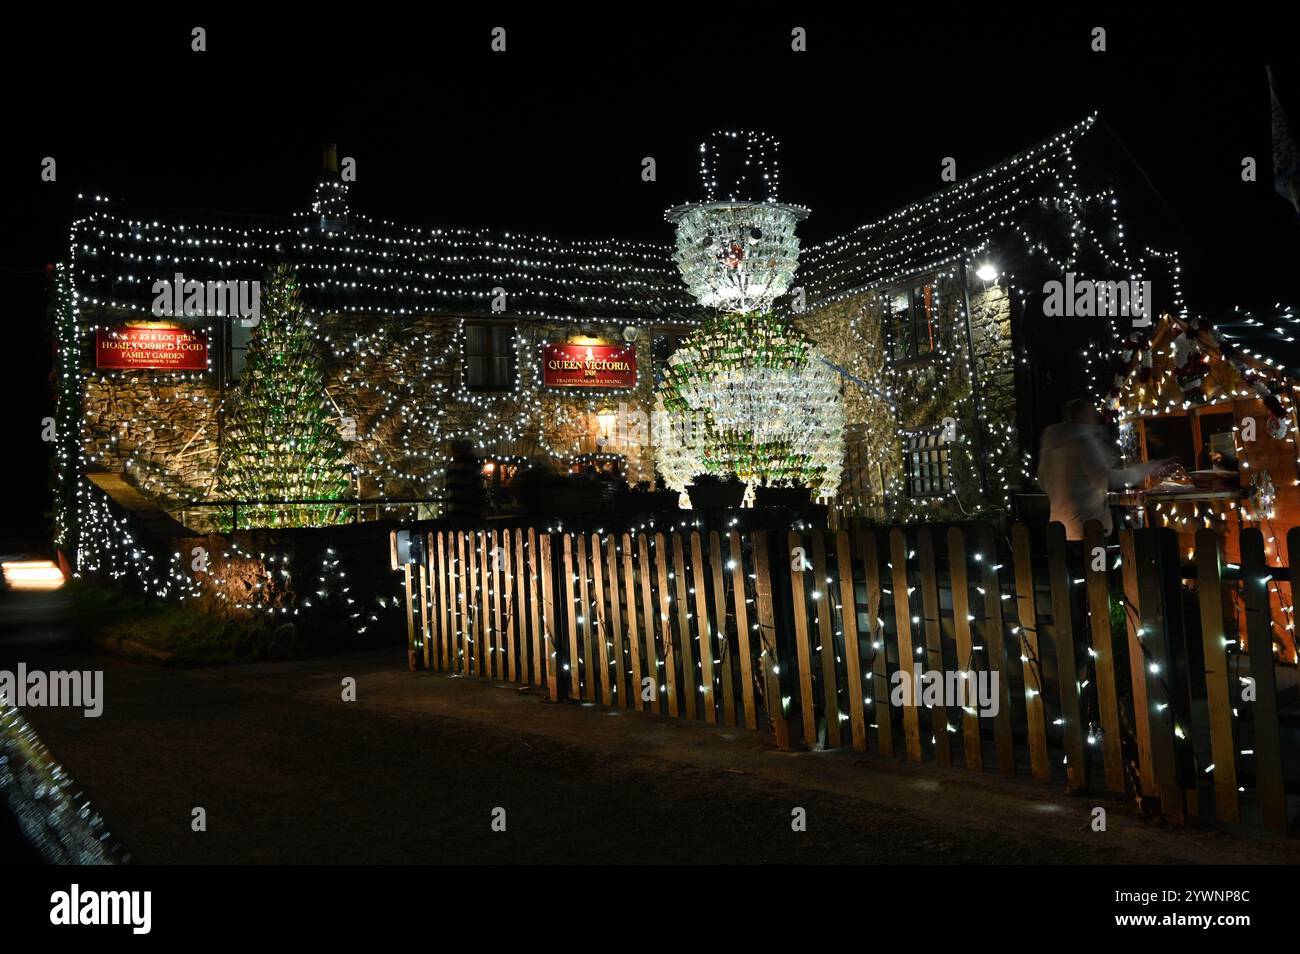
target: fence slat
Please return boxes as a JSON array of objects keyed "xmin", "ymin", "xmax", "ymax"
[
  {"xmin": 500, "ymin": 529, "xmax": 513, "ymax": 681},
  {"xmin": 505, "ymin": 529, "xmax": 518, "ymax": 681},
  {"xmin": 402, "ymin": 560, "xmax": 417, "ymax": 671},
  {"xmin": 1241, "ymin": 528, "xmax": 1287, "ymax": 830},
  {"xmin": 606, "ymin": 536, "xmax": 626, "ymax": 707},
  {"xmin": 672, "ymin": 534, "xmax": 698, "ymax": 721},
  {"xmin": 426, "ymin": 532, "xmax": 440, "ymax": 670},
  {"xmin": 1133, "ymin": 529, "xmax": 1186, "ymax": 822},
  {"xmin": 462, "ymin": 535, "xmax": 478, "ymax": 675},
  {"xmin": 1011, "ymin": 523, "xmax": 1050, "ymax": 782},
  {"xmin": 1195, "ymin": 528, "xmax": 1239, "ymax": 823},
  {"xmin": 539, "ymin": 533, "xmax": 558, "ymax": 700},
  {"xmin": 655, "ymin": 533, "xmax": 679, "ymax": 718},
  {"xmin": 729, "ymin": 531, "xmax": 758, "ymax": 731},
  {"xmin": 1046, "ymin": 522, "xmax": 1089, "ymax": 793},
  {"xmin": 639, "ymin": 534, "xmax": 661, "ymax": 715},
  {"xmin": 481, "ymin": 530, "xmax": 493, "ymax": 677},
  {"xmin": 481, "ymin": 533, "xmax": 494, "ymax": 677},
  {"xmin": 946, "ymin": 527, "xmax": 982, "ymax": 770},
  {"xmin": 501, "ymin": 530, "xmax": 515, "ymax": 679},
  {"xmin": 526, "ymin": 529, "xmax": 541, "ymax": 687},
  {"xmin": 1082, "ymin": 520, "xmax": 1124, "ymax": 793},
  {"xmin": 978, "ymin": 525, "xmax": 1016, "ymax": 777},
  {"xmin": 811, "ymin": 531, "xmax": 842, "ymax": 749},
  {"xmin": 581, "ymin": 535, "xmax": 599, "ymax": 702},
  {"xmin": 710, "ymin": 531, "xmax": 737, "ymax": 726},
  {"xmin": 862, "ymin": 528, "xmax": 890, "ymax": 756},
  {"xmin": 917, "ymin": 528, "xmax": 950, "ymax": 766},
  {"xmin": 889, "ymin": 529, "xmax": 923, "ymax": 761},
  {"xmin": 436, "ymin": 531, "xmax": 449, "ymax": 671},
  {"xmin": 752, "ymin": 532, "xmax": 790, "ymax": 749},
  {"xmin": 489, "ymin": 530, "xmax": 503, "ymax": 679},
  {"xmin": 1118, "ymin": 529, "xmax": 1155, "ymax": 795},
  {"xmin": 453, "ymin": 532, "xmax": 466, "ymax": 674},
  {"xmin": 623, "ymin": 534, "xmax": 643, "ymax": 710},
  {"xmin": 460, "ymin": 531, "xmax": 472, "ymax": 675},
  {"xmin": 691, "ymin": 532, "xmax": 717, "ymax": 723},
  {"xmin": 562, "ymin": 535, "xmax": 580, "ymax": 698},
  {"xmin": 418, "ymin": 543, "xmax": 432, "ymax": 670},
  {"xmin": 591, "ymin": 533, "xmax": 613, "ymax": 706},
  {"xmin": 788, "ymin": 530, "xmax": 818, "ymax": 748},
  {"xmin": 836, "ymin": 530, "xmax": 867, "ymax": 752}
]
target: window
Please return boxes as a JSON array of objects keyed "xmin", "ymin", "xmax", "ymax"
[
  {"xmin": 652, "ymin": 332, "xmax": 682, "ymax": 387},
  {"xmin": 838, "ymin": 423, "xmax": 884, "ymax": 517},
  {"xmin": 885, "ymin": 282, "xmax": 940, "ymax": 364},
  {"xmin": 1141, "ymin": 416, "xmax": 1194, "ymax": 470},
  {"xmin": 465, "ymin": 323, "xmax": 517, "ymax": 391},
  {"xmin": 904, "ymin": 429, "xmax": 952, "ymax": 498},
  {"xmin": 1197, "ymin": 412, "xmax": 1235, "ymax": 469},
  {"xmin": 228, "ymin": 319, "xmax": 253, "ymax": 382}
]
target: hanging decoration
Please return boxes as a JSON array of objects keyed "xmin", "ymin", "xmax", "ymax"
[
  {"xmin": 1251, "ymin": 469, "xmax": 1277, "ymax": 521},
  {"xmin": 1171, "ymin": 326, "xmax": 1209, "ymax": 404}
]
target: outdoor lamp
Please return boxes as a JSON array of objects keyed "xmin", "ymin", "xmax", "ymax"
[{"xmin": 597, "ymin": 406, "xmax": 618, "ymax": 440}]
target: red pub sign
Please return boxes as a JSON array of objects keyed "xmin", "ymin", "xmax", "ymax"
[
  {"xmin": 542, "ymin": 342, "xmax": 636, "ymax": 388},
  {"xmin": 96, "ymin": 323, "xmax": 209, "ymax": 371}
]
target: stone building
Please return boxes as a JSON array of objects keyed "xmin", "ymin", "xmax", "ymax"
[
  {"xmin": 791, "ymin": 114, "xmax": 1182, "ymax": 523},
  {"xmin": 53, "ymin": 116, "xmax": 1178, "ymax": 544}
]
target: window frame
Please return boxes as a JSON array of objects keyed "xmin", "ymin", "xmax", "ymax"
[
  {"xmin": 463, "ymin": 322, "xmax": 518, "ymax": 393},
  {"xmin": 884, "ymin": 281, "xmax": 941, "ymax": 367},
  {"xmin": 903, "ymin": 428, "xmax": 953, "ymax": 499}
]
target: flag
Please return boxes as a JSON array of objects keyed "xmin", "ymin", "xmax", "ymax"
[{"xmin": 1268, "ymin": 65, "xmax": 1300, "ymax": 215}]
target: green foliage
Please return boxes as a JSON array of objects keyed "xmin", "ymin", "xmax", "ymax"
[
  {"xmin": 50, "ymin": 265, "xmax": 81, "ymax": 550},
  {"xmin": 65, "ymin": 582, "xmax": 257, "ymax": 665},
  {"xmin": 214, "ymin": 265, "xmax": 351, "ymax": 528}
]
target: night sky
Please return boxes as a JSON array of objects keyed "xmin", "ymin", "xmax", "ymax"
[{"xmin": 2, "ymin": 11, "xmax": 1296, "ymax": 550}]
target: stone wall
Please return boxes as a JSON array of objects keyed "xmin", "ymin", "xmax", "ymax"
[
  {"xmin": 82, "ymin": 372, "xmax": 220, "ymax": 502},
  {"xmin": 80, "ymin": 312, "xmax": 664, "ymax": 520},
  {"xmin": 796, "ymin": 269, "xmax": 1019, "ymax": 522},
  {"xmin": 80, "ymin": 280, "xmax": 1019, "ymax": 526}
]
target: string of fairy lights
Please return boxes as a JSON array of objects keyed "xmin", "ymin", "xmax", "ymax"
[
  {"xmin": 1107, "ymin": 304, "xmax": 1300, "ymax": 664},
  {"xmin": 61, "ymin": 113, "xmax": 1169, "ymax": 545},
  {"xmin": 789, "ymin": 116, "xmax": 1186, "ymax": 523}
]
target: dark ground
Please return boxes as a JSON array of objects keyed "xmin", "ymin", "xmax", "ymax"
[{"xmin": 3, "ymin": 589, "xmax": 1300, "ymax": 864}]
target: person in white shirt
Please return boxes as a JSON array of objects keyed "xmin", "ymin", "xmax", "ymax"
[{"xmin": 1037, "ymin": 399, "xmax": 1174, "ymax": 541}]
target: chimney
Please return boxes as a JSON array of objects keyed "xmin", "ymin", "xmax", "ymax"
[{"xmin": 314, "ymin": 142, "xmax": 350, "ymax": 234}]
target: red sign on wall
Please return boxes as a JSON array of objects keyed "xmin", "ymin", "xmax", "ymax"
[
  {"xmin": 542, "ymin": 342, "xmax": 637, "ymax": 389},
  {"xmin": 96, "ymin": 324, "xmax": 209, "ymax": 371}
]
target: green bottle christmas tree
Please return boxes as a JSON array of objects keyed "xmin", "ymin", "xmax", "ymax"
[{"xmin": 215, "ymin": 265, "xmax": 351, "ymax": 528}]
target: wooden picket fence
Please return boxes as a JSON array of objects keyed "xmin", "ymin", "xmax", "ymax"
[{"xmin": 394, "ymin": 519, "xmax": 1300, "ymax": 833}]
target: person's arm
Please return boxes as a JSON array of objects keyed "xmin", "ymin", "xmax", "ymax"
[
  {"xmin": 1108, "ymin": 459, "xmax": 1166, "ymax": 489},
  {"xmin": 1081, "ymin": 431, "xmax": 1169, "ymax": 488}
]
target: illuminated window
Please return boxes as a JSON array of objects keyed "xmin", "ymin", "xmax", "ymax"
[
  {"xmin": 465, "ymin": 324, "xmax": 517, "ymax": 391},
  {"xmin": 904, "ymin": 429, "xmax": 952, "ymax": 498},
  {"xmin": 885, "ymin": 283, "xmax": 940, "ymax": 363}
]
